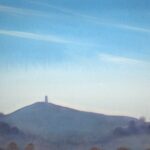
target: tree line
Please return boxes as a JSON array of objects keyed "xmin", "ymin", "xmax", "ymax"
[
  {"xmin": 1, "ymin": 143, "xmax": 150, "ymax": 150},
  {"xmin": 0, "ymin": 142, "xmax": 34, "ymax": 150},
  {"xmin": 90, "ymin": 147, "xmax": 150, "ymax": 150}
]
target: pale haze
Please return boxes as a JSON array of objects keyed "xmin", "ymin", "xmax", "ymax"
[{"xmin": 0, "ymin": 0, "xmax": 150, "ymax": 119}]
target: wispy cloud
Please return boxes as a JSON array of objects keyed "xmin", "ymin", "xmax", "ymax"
[
  {"xmin": 0, "ymin": 4, "xmax": 53, "ymax": 18},
  {"xmin": 1, "ymin": 3, "xmax": 150, "ymax": 34},
  {"xmin": 110, "ymin": 23, "xmax": 150, "ymax": 33},
  {"xmin": 29, "ymin": 0, "xmax": 97, "ymax": 20},
  {"xmin": 0, "ymin": 29, "xmax": 71, "ymax": 44},
  {"xmin": 99, "ymin": 53, "xmax": 143, "ymax": 65},
  {"xmin": 29, "ymin": 1, "xmax": 150, "ymax": 33}
]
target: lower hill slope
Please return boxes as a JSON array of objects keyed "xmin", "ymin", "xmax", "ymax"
[{"xmin": 2, "ymin": 102, "xmax": 136, "ymax": 144}]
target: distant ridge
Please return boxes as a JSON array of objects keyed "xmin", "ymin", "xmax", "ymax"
[{"xmin": 2, "ymin": 101, "xmax": 137, "ymax": 144}]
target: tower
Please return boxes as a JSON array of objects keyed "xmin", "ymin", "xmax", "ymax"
[{"xmin": 45, "ymin": 95, "xmax": 48, "ymax": 103}]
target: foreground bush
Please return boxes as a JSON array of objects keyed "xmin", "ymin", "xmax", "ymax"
[
  {"xmin": 117, "ymin": 147, "xmax": 129, "ymax": 150},
  {"xmin": 24, "ymin": 143, "xmax": 34, "ymax": 150},
  {"xmin": 90, "ymin": 147, "xmax": 102, "ymax": 150},
  {"xmin": 6, "ymin": 142, "xmax": 19, "ymax": 150}
]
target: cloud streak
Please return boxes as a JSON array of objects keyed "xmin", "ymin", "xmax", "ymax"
[
  {"xmin": 29, "ymin": 0, "xmax": 97, "ymax": 20},
  {"xmin": 0, "ymin": 29, "xmax": 71, "ymax": 44},
  {"xmin": 110, "ymin": 23, "xmax": 150, "ymax": 33},
  {"xmin": 99, "ymin": 53, "xmax": 143, "ymax": 65},
  {"xmin": 0, "ymin": 4, "xmax": 54, "ymax": 18},
  {"xmin": 29, "ymin": 1, "xmax": 150, "ymax": 34},
  {"xmin": 1, "ymin": 3, "xmax": 150, "ymax": 34}
]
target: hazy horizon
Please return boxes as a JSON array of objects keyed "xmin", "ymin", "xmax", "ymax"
[{"xmin": 0, "ymin": 0, "xmax": 150, "ymax": 119}]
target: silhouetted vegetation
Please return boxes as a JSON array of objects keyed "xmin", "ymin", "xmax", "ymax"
[
  {"xmin": 117, "ymin": 147, "xmax": 129, "ymax": 150},
  {"xmin": 1, "ymin": 142, "xmax": 150, "ymax": 150},
  {"xmin": 113, "ymin": 119, "xmax": 150, "ymax": 137},
  {"xmin": 24, "ymin": 143, "xmax": 34, "ymax": 150},
  {"xmin": 90, "ymin": 147, "xmax": 102, "ymax": 150},
  {"xmin": 0, "ymin": 112, "xmax": 4, "ymax": 118},
  {"xmin": 7, "ymin": 142, "xmax": 19, "ymax": 150},
  {"xmin": 0, "ymin": 121, "xmax": 23, "ymax": 136}
]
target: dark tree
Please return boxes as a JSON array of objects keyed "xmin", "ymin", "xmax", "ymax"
[
  {"xmin": 0, "ymin": 112, "xmax": 4, "ymax": 118},
  {"xmin": 0, "ymin": 122, "xmax": 10, "ymax": 135},
  {"xmin": 90, "ymin": 146, "xmax": 102, "ymax": 150},
  {"xmin": 117, "ymin": 147, "xmax": 129, "ymax": 150},
  {"xmin": 24, "ymin": 143, "xmax": 34, "ymax": 150},
  {"xmin": 7, "ymin": 142, "xmax": 19, "ymax": 150}
]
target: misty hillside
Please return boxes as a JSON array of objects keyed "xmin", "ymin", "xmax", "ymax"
[{"xmin": 2, "ymin": 102, "xmax": 136, "ymax": 144}]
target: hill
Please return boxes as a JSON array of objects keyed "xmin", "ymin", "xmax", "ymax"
[{"xmin": 2, "ymin": 102, "xmax": 136, "ymax": 144}]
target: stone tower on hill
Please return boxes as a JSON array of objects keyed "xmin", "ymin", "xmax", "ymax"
[{"xmin": 45, "ymin": 96, "xmax": 48, "ymax": 103}]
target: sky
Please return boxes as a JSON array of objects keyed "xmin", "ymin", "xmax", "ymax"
[{"xmin": 0, "ymin": 0, "xmax": 150, "ymax": 119}]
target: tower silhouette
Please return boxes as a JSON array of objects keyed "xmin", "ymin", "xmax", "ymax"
[{"xmin": 45, "ymin": 96, "xmax": 48, "ymax": 103}]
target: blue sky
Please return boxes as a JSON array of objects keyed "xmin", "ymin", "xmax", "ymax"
[{"xmin": 0, "ymin": 0, "xmax": 150, "ymax": 119}]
